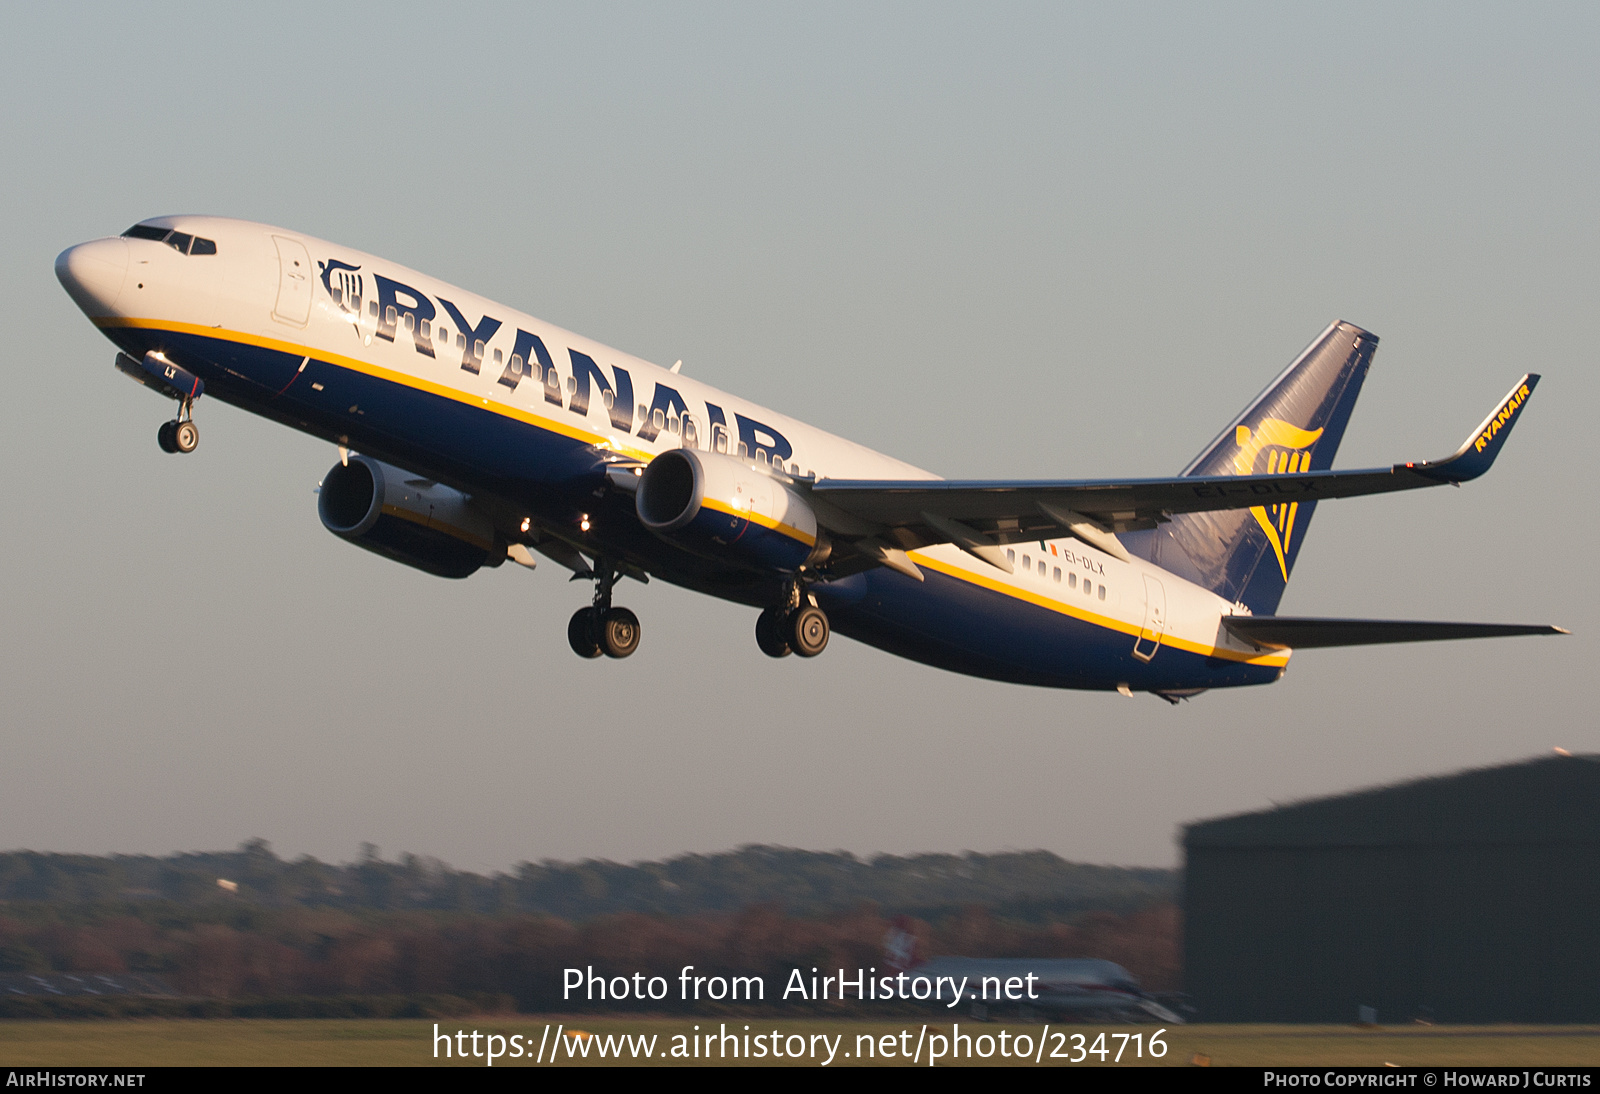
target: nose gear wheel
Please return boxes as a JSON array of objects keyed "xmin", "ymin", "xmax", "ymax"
[{"xmin": 156, "ymin": 396, "xmax": 200, "ymax": 455}]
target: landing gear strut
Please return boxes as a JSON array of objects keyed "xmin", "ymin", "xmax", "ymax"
[
  {"xmin": 157, "ymin": 398, "xmax": 200, "ymax": 455},
  {"xmin": 755, "ymin": 583, "xmax": 829, "ymax": 659},
  {"xmin": 568, "ymin": 561, "xmax": 641, "ymax": 659}
]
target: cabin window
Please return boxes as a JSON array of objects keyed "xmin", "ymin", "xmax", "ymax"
[
  {"xmin": 755, "ymin": 448, "xmax": 768, "ymax": 465},
  {"xmin": 385, "ymin": 305, "xmax": 398, "ymax": 326},
  {"xmin": 1022, "ymin": 554, "xmax": 1031, "ymax": 570},
  {"xmin": 1006, "ymin": 549, "xmax": 1015, "ymax": 565},
  {"xmin": 566, "ymin": 376, "xmax": 576, "ymax": 395},
  {"xmin": 1098, "ymin": 584, "xmax": 1106, "ymax": 600},
  {"xmin": 1038, "ymin": 560, "xmax": 1046, "ymax": 576},
  {"xmin": 737, "ymin": 442, "xmax": 749, "ymax": 458},
  {"xmin": 420, "ymin": 319, "xmax": 431, "ymax": 338},
  {"xmin": 1053, "ymin": 566, "xmax": 1061, "ymax": 582},
  {"xmin": 368, "ymin": 300, "xmax": 378, "ymax": 317},
  {"xmin": 713, "ymin": 428, "xmax": 728, "ymax": 454},
  {"xmin": 437, "ymin": 326, "xmax": 448, "ymax": 342},
  {"xmin": 601, "ymin": 388, "xmax": 614, "ymax": 409},
  {"xmin": 545, "ymin": 369, "xmax": 560, "ymax": 391},
  {"xmin": 682, "ymin": 417, "xmax": 698, "ymax": 447},
  {"xmin": 403, "ymin": 312, "xmax": 415, "ymax": 332},
  {"xmin": 456, "ymin": 333, "xmax": 466, "ymax": 350},
  {"xmin": 1068, "ymin": 572, "xmax": 1077, "ymax": 588},
  {"xmin": 667, "ymin": 415, "xmax": 679, "ymax": 434},
  {"xmin": 493, "ymin": 347, "xmax": 503, "ymax": 364},
  {"xmin": 474, "ymin": 339, "xmax": 486, "ymax": 360},
  {"xmin": 652, "ymin": 409, "xmax": 665, "ymax": 430},
  {"xmin": 508, "ymin": 353, "xmax": 524, "ymax": 376}
]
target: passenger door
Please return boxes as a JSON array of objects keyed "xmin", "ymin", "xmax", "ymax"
[{"xmin": 270, "ymin": 235, "xmax": 313, "ymax": 327}]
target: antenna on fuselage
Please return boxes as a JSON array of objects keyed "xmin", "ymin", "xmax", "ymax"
[{"xmin": 670, "ymin": 359, "xmax": 682, "ymax": 374}]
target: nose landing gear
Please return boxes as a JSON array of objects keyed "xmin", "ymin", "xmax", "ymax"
[
  {"xmin": 157, "ymin": 399, "xmax": 200, "ymax": 455},
  {"xmin": 568, "ymin": 562, "xmax": 642, "ymax": 659}
]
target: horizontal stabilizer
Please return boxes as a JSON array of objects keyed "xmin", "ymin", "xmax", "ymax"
[{"xmin": 1224, "ymin": 616, "xmax": 1568, "ymax": 651}]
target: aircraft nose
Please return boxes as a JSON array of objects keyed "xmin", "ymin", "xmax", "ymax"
[{"xmin": 55, "ymin": 237, "xmax": 130, "ymax": 316}]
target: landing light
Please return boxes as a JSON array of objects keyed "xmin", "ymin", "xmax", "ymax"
[
  {"xmin": 520, "ymin": 517, "xmax": 531, "ymax": 533},
  {"xmin": 579, "ymin": 515, "xmax": 591, "ymax": 532}
]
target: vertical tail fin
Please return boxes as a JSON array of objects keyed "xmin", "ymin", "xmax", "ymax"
[{"xmin": 1123, "ymin": 320, "xmax": 1376, "ymax": 614}]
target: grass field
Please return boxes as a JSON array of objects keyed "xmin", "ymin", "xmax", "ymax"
[{"xmin": 4, "ymin": 1019, "xmax": 1600, "ymax": 1067}]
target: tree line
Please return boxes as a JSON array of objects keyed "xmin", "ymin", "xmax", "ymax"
[
  {"xmin": 0, "ymin": 844, "xmax": 1179, "ymax": 1011},
  {"xmin": 0, "ymin": 842, "xmax": 1173, "ymax": 921}
]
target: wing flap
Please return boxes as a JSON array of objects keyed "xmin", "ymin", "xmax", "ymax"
[{"xmin": 1223, "ymin": 616, "xmax": 1567, "ymax": 651}]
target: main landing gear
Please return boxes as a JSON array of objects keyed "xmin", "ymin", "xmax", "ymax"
[
  {"xmin": 756, "ymin": 585, "xmax": 829, "ymax": 659},
  {"xmin": 156, "ymin": 399, "xmax": 200, "ymax": 455},
  {"xmin": 568, "ymin": 562, "xmax": 641, "ymax": 659}
]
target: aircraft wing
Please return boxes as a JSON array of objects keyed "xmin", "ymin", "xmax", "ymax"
[{"xmin": 808, "ymin": 375, "xmax": 1538, "ymax": 571}]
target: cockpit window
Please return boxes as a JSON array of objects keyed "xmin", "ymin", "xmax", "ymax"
[{"xmin": 121, "ymin": 224, "xmax": 217, "ymax": 255}]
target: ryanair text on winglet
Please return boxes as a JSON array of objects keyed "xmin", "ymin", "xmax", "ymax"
[{"xmin": 1476, "ymin": 382, "xmax": 1531, "ymax": 453}]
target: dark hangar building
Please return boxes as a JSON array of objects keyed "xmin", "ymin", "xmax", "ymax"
[{"xmin": 1183, "ymin": 753, "xmax": 1600, "ymax": 1022}]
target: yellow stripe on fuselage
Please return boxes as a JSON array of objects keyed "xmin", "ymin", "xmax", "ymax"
[
  {"xmin": 908, "ymin": 552, "xmax": 1290, "ymax": 667},
  {"xmin": 96, "ymin": 317, "xmax": 654, "ymax": 463},
  {"xmin": 104, "ymin": 317, "xmax": 1287, "ymax": 667}
]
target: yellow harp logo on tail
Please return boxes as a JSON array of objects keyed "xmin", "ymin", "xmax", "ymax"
[{"xmin": 1234, "ymin": 419, "xmax": 1323, "ymax": 581}]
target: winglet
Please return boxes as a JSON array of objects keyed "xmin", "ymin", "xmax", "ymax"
[{"xmin": 1409, "ymin": 374, "xmax": 1539, "ymax": 482}]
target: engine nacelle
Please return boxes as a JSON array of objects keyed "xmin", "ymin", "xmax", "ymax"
[
  {"xmin": 318, "ymin": 455, "xmax": 496, "ymax": 579},
  {"xmin": 636, "ymin": 449, "xmax": 823, "ymax": 573}
]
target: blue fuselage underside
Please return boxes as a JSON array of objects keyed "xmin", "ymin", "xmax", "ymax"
[{"xmin": 111, "ymin": 325, "xmax": 1279, "ymax": 693}]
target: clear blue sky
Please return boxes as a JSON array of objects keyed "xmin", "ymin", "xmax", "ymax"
[{"xmin": 2, "ymin": 2, "xmax": 1593, "ymax": 870}]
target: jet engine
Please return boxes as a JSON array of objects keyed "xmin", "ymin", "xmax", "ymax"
[
  {"xmin": 318, "ymin": 455, "xmax": 497, "ymax": 578},
  {"xmin": 635, "ymin": 449, "xmax": 824, "ymax": 572}
]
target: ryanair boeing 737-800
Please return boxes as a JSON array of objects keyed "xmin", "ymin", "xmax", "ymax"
[{"xmin": 55, "ymin": 217, "xmax": 1563, "ymax": 700}]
